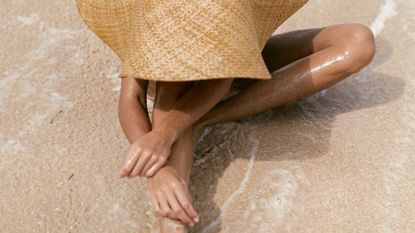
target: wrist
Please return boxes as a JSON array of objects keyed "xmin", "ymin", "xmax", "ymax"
[{"xmin": 152, "ymin": 126, "xmax": 179, "ymax": 145}]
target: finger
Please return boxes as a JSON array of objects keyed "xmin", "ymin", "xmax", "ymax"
[
  {"xmin": 143, "ymin": 161, "xmax": 160, "ymax": 178},
  {"xmin": 149, "ymin": 193, "xmax": 161, "ymax": 215},
  {"xmin": 130, "ymin": 152, "xmax": 151, "ymax": 177},
  {"xmin": 119, "ymin": 149, "xmax": 140, "ymax": 178},
  {"xmin": 174, "ymin": 184, "xmax": 199, "ymax": 223},
  {"xmin": 123, "ymin": 146, "xmax": 134, "ymax": 164},
  {"xmin": 157, "ymin": 192, "xmax": 171, "ymax": 218},
  {"xmin": 146, "ymin": 158, "xmax": 167, "ymax": 177},
  {"xmin": 141, "ymin": 156, "xmax": 158, "ymax": 177},
  {"xmin": 164, "ymin": 188, "xmax": 194, "ymax": 226},
  {"xmin": 181, "ymin": 179, "xmax": 193, "ymax": 202}
]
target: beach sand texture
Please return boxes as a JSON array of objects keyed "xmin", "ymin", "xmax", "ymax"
[{"xmin": 1, "ymin": 0, "xmax": 414, "ymax": 232}]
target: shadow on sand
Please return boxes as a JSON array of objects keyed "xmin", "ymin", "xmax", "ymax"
[{"xmin": 189, "ymin": 36, "xmax": 405, "ymax": 233}]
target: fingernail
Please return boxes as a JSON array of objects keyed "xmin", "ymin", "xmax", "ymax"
[
  {"xmin": 189, "ymin": 223, "xmax": 194, "ymax": 227},
  {"xmin": 194, "ymin": 217, "xmax": 199, "ymax": 222},
  {"xmin": 126, "ymin": 159, "xmax": 132, "ymax": 165}
]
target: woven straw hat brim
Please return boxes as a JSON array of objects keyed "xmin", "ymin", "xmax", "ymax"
[{"xmin": 76, "ymin": 0, "xmax": 309, "ymax": 82}]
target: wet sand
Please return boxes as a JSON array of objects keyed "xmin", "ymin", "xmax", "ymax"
[{"xmin": 1, "ymin": 0, "xmax": 414, "ymax": 232}]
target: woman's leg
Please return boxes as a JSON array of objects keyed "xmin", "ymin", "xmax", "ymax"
[
  {"xmin": 158, "ymin": 126, "xmax": 195, "ymax": 233},
  {"xmin": 195, "ymin": 23, "xmax": 376, "ymax": 129},
  {"xmin": 150, "ymin": 81, "xmax": 196, "ymax": 233}
]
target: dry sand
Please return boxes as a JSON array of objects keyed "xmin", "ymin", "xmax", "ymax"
[{"xmin": 1, "ymin": 0, "xmax": 414, "ymax": 232}]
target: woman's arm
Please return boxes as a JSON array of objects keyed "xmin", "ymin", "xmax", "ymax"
[
  {"xmin": 118, "ymin": 78, "xmax": 199, "ymax": 226},
  {"xmin": 118, "ymin": 77, "xmax": 151, "ymax": 144},
  {"xmin": 152, "ymin": 78, "xmax": 234, "ymax": 146},
  {"xmin": 119, "ymin": 78, "xmax": 234, "ymax": 178}
]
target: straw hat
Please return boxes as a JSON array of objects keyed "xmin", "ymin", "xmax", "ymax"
[{"xmin": 76, "ymin": 0, "xmax": 309, "ymax": 82}]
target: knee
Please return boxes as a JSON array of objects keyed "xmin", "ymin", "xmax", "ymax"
[
  {"xmin": 337, "ymin": 23, "xmax": 377, "ymax": 74},
  {"xmin": 156, "ymin": 81, "xmax": 193, "ymax": 100}
]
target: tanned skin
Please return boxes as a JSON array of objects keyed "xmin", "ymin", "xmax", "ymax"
[{"xmin": 117, "ymin": 23, "xmax": 376, "ymax": 232}]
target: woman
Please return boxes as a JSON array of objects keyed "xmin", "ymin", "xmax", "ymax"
[
  {"xmin": 118, "ymin": 23, "xmax": 376, "ymax": 232},
  {"xmin": 77, "ymin": 1, "xmax": 376, "ymax": 232}
]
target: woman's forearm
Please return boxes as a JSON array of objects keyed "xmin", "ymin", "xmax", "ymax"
[
  {"xmin": 152, "ymin": 78, "xmax": 234, "ymax": 142},
  {"xmin": 118, "ymin": 94, "xmax": 152, "ymax": 144}
]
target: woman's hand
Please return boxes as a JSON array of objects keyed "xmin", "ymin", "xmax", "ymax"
[
  {"xmin": 146, "ymin": 164, "xmax": 199, "ymax": 227},
  {"xmin": 119, "ymin": 130, "xmax": 175, "ymax": 178}
]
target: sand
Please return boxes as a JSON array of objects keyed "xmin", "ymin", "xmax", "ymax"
[{"xmin": 1, "ymin": 0, "xmax": 414, "ymax": 232}]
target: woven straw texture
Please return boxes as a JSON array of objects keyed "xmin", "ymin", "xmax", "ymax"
[{"xmin": 76, "ymin": 0, "xmax": 309, "ymax": 81}]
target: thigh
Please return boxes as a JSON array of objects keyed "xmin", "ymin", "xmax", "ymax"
[
  {"xmin": 261, "ymin": 22, "xmax": 366, "ymax": 73},
  {"xmin": 233, "ymin": 23, "xmax": 367, "ymax": 88},
  {"xmin": 232, "ymin": 26, "xmax": 323, "ymax": 89},
  {"xmin": 155, "ymin": 81, "xmax": 194, "ymax": 97}
]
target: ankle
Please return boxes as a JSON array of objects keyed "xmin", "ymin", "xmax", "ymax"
[{"xmin": 195, "ymin": 119, "xmax": 215, "ymax": 132}]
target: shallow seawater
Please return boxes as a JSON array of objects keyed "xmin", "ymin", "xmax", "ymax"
[{"xmin": 1, "ymin": 0, "xmax": 415, "ymax": 232}]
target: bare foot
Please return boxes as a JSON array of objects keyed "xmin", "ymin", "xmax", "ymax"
[
  {"xmin": 153, "ymin": 125, "xmax": 199, "ymax": 232},
  {"xmin": 156, "ymin": 165, "xmax": 196, "ymax": 233},
  {"xmin": 159, "ymin": 216, "xmax": 189, "ymax": 233},
  {"xmin": 147, "ymin": 164, "xmax": 198, "ymax": 231}
]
